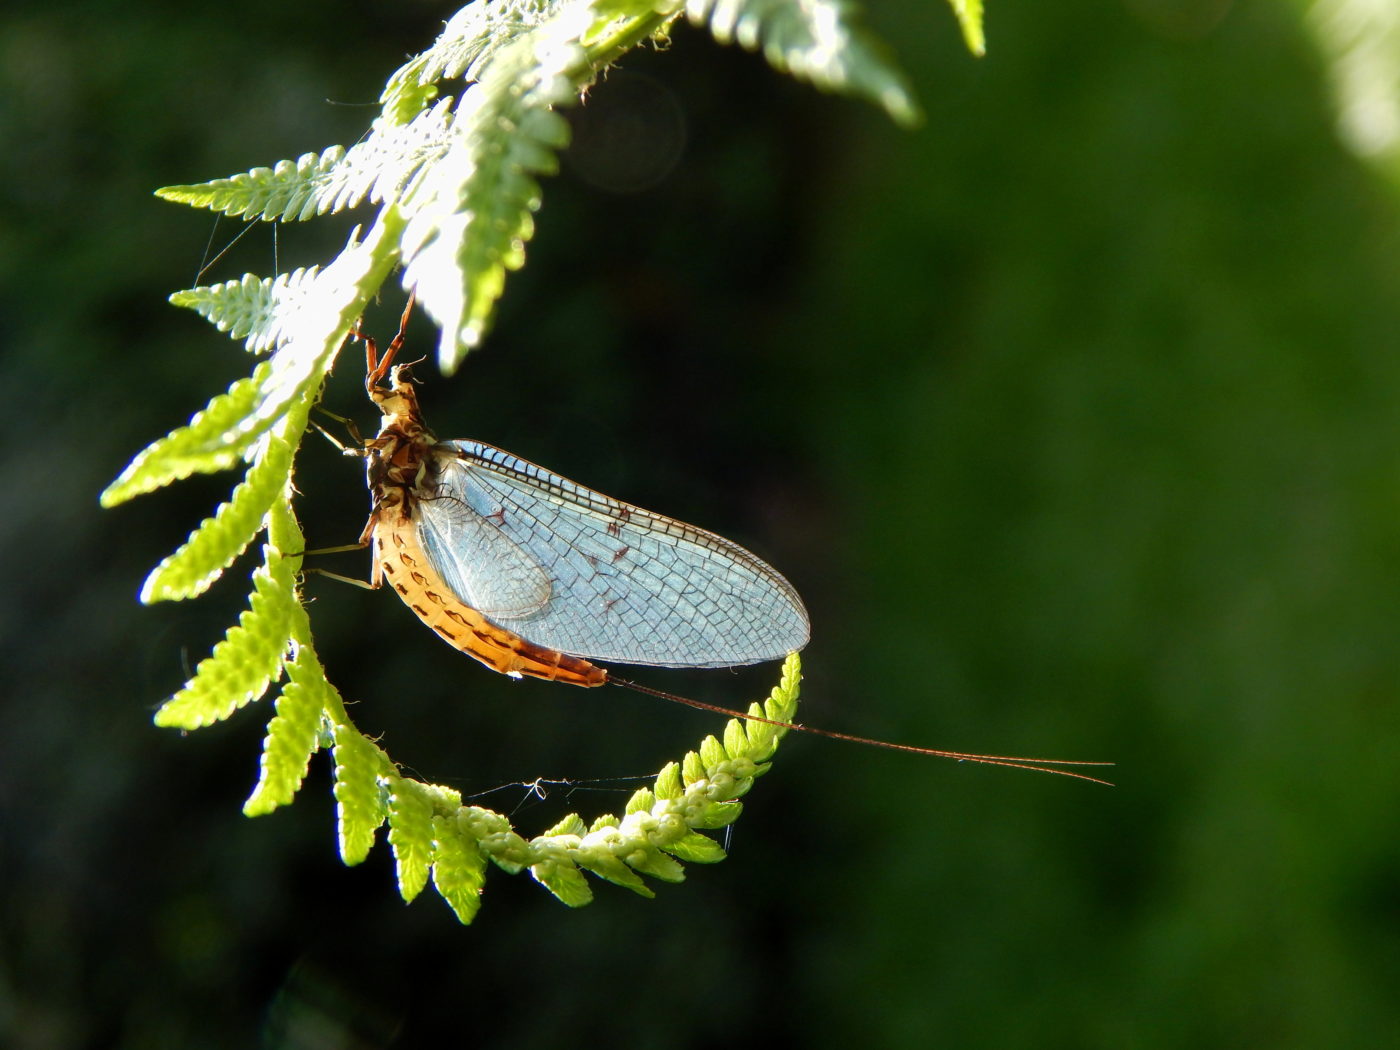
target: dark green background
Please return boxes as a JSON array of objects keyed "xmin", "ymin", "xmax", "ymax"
[{"xmin": 5, "ymin": 1, "xmax": 1398, "ymax": 1046}]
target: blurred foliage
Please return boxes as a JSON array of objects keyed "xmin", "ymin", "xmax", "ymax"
[
  {"xmin": 3, "ymin": 1, "xmax": 1400, "ymax": 1049},
  {"xmin": 1307, "ymin": 0, "xmax": 1400, "ymax": 182}
]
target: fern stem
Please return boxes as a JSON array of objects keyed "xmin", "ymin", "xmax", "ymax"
[{"xmin": 580, "ymin": 10, "xmax": 677, "ymax": 76}]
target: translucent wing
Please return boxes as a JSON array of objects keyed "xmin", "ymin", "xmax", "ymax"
[{"xmin": 412, "ymin": 439, "xmax": 810, "ymax": 668}]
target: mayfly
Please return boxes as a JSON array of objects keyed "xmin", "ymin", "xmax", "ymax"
[{"xmin": 335, "ymin": 298, "xmax": 1110, "ymax": 783}]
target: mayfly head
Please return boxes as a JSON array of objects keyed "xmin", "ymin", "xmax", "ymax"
[{"xmin": 367, "ymin": 365, "xmax": 422, "ymax": 424}]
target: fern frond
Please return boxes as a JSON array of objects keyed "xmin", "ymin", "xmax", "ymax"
[
  {"xmin": 264, "ymin": 482, "xmax": 306, "ymax": 555},
  {"xmin": 529, "ymin": 840, "xmax": 595, "ymax": 906},
  {"xmin": 653, "ymin": 760, "xmax": 684, "ymax": 799},
  {"xmin": 243, "ymin": 499, "xmax": 348, "ymax": 818},
  {"xmin": 387, "ymin": 776, "xmax": 440, "ymax": 902},
  {"xmin": 389, "ymin": 778, "xmax": 470, "ymax": 901},
  {"xmin": 403, "ymin": 654, "xmax": 802, "ymax": 915},
  {"xmin": 460, "ymin": 806, "xmax": 533, "ymax": 874},
  {"xmin": 244, "ymin": 643, "xmax": 335, "ymax": 817},
  {"xmin": 101, "ymin": 267, "xmax": 352, "ymax": 507},
  {"xmin": 170, "ymin": 269, "xmax": 322, "ymax": 354},
  {"xmin": 662, "ymin": 830, "xmax": 728, "ymax": 863},
  {"xmin": 698, "ymin": 732, "xmax": 729, "ymax": 772},
  {"xmin": 399, "ymin": 23, "xmax": 579, "ymax": 373},
  {"xmin": 527, "ymin": 814, "xmax": 597, "ymax": 904},
  {"xmin": 154, "ymin": 100, "xmax": 463, "ymax": 225},
  {"xmin": 683, "ymin": 0, "xmax": 922, "ymax": 126},
  {"xmin": 317, "ymin": 100, "xmax": 460, "ymax": 213},
  {"xmin": 157, "ymin": 147, "xmax": 347, "ymax": 222},
  {"xmin": 430, "ymin": 814, "xmax": 488, "ymax": 922},
  {"xmin": 722, "ymin": 714, "xmax": 751, "ymax": 759},
  {"xmin": 139, "ymin": 412, "xmax": 304, "ymax": 603},
  {"xmin": 738, "ymin": 652, "xmax": 801, "ymax": 766},
  {"xmin": 681, "ymin": 748, "xmax": 706, "ymax": 785},
  {"xmin": 571, "ymin": 838, "xmax": 655, "ymax": 897},
  {"xmin": 261, "ymin": 100, "xmax": 461, "ymax": 220},
  {"xmin": 100, "ymin": 362, "xmax": 274, "ymax": 506},
  {"xmin": 613, "ymin": 835, "xmax": 687, "ymax": 882},
  {"xmin": 624, "ymin": 785, "xmax": 656, "ymax": 814},
  {"xmin": 332, "ymin": 723, "xmax": 392, "ymax": 865},
  {"xmin": 380, "ymin": 0, "xmax": 558, "ymax": 124},
  {"xmin": 944, "ymin": 0, "xmax": 985, "ymax": 57},
  {"xmin": 687, "ymin": 799, "xmax": 743, "ymax": 829},
  {"xmin": 169, "ymin": 209, "xmax": 406, "ymax": 462},
  {"xmin": 153, "ymin": 546, "xmax": 298, "ymax": 729}
]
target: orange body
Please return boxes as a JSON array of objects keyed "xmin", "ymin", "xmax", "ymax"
[{"xmin": 369, "ymin": 504, "xmax": 607, "ymax": 687}]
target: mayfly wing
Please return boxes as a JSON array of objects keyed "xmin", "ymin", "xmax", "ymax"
[
  {"xmin": 412, "ymin": 486, "xmax": 553, "ymax": 620},
  {"xmin": 413, "ymin": 439, "xmax": 811, "ymax": 669}
]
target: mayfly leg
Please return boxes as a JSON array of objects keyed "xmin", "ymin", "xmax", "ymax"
[
  {"xmin": 299, "ymin": 499, "xmax": 387, "ymax": 591},
  {"xmin": 309, "ymin": 410, "xmax": 363, "ymax": 453},
  {"xmin": 295, "ymin": 533, "xmax": 375, "ymax": 588},
  {"xmin": 303, "ymin": 567, "xmax": 376, "ymax": 591},
  {"xmin": 360, "ymin": 290, "xmax": 417, "ymax": 389}
]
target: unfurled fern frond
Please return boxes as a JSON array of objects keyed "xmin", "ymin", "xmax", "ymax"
[
  {"xmin": 157, "ymin": 147, "xmax": 348, "ymax": 223},
  {"xmin": 100, "ymin": 363, "xmax": 274, "ymax": 506},
  {"xmin": 102, "ymin": 218, "xmax": 401, "ymax": 510},
  {"xmin": 388, "ymin": 777, "xmax": 441, "ymax": 902},
  {"xmin": 430, "ymin": 814, "xmax": 490, "ymax": 923},
  {"xmin": 107, "ymin": 0, "xmax": 983, "ymax": 924},
  {"xmin": 170, "ymin": 269, "xmax": 322, "ymax": 353},
  {"xmin": 152, "ymin": 546, "xmax": 298, "ymax": 730},
  {"xmin": 332, "ymin": 723, "xmax": 393, "ymax": 866},
  {"xmin": 140, "ymin": 412, "xmax": 303, "ymax": 603},
  {"xmin": 316, "ymin": 100, "xmax": 460, "ymax": 212},
  {"xmin": 159, "ymin": 102, "xmax": 462, "ymax": 224},
  {"xmin": 945, "ymin": 0, "xmax": 985, "ymax": 57},
  {"xmin": 381, "ymin": 0, "xmax": 558, "ymax": 123},
  {"xmin": 399, "ymin": 33, "xmax": 576, "ymax": 371},
  {"xmin": 243, "ymin": 644, "xmax": 333, "ymax": 816},
  {"xmin": 684, "ymin": 0, "xmax": 922, "ymax": 126}
]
